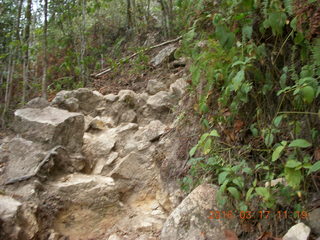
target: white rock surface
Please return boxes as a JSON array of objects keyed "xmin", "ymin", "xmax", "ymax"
[{"xmin": 283, "ymin": 223, "xmax": 311, "ymax": 240}]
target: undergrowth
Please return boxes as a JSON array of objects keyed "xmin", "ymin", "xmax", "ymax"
[{"xmin": 178, "ymin": 0, "xmax": 320, "ymax": 231}]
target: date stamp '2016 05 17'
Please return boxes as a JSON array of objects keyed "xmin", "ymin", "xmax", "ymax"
[{"xmin": 208, "ymin": 210, "xmax": 309, "ymax": 220}]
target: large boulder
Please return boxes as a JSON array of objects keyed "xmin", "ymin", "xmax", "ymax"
[
  {"xmin": 0, "ymin": 137, "xmax": 84, "ymax": 185},
  {"xmin": 0, "ymin": 137, "xmax": 45, "ymax": 185},
  {"xmin": 160, "ymin": 184, "xmax": 226, "ymax": 240},
  {"xmin": 14, "ymin": 106, "xmax": 84, "ymax": 152},
  {"xmin": 51, "ymin": 88, "xmax": 104, "ymax": 114},
  {"xmin": 150, "ymin": 45, "xmax": 177, "ymax": 67}
]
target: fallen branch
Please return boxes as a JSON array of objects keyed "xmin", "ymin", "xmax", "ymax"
[{"xmin": 91, "ymin": 36, "xmax": 182, "ymax": 78}]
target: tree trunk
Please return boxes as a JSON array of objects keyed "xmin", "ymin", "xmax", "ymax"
[
  {"xmin": 22, "ymin": 0, "xmax": 32, "ymax": 104},
  {"xmin": 1, "ymin": 51, "xmax": 14, "ymax": 128},
  {"xmin": 126, "ymin": 0, "xmax": 133, "ymax": 31},
  {"xmin": 1, "ymin": 0, "xmax": 23, "ymax": 127},
  {"xmin": 79, "ymin": 0, "xmax": 87, "ymax": 86},
  {"xmin": 158, "ymin": 0, "xmax": 174, "ymax": 38},
  {"xmin": 42, "ymin": 0, "xmax": 48, "ymax": 99}
]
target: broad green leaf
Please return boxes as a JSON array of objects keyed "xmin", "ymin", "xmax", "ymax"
[
  {"xmin": 202, "ymin": 138, "xmax": 212, "ymax": 155},
  {"xmin": 308, "ymin": 161, "xmax": 320, "ymax": 174},
  {"xmin": 255, "ymin": 187, "xmax": 270, "ymax": 200},
  {"xmin": 239, "ymin": 201, "xmax": 248, "ymax": 211},
  {"xmin": 285, "ymin": 168, "xmax": 302, "ymax": 188},
  {"xmin": 218, "ymin": 172, "xmax": 229, "ymax": 184},
  {"xmin": 301, "ymin": 86, "xmax": 315, "ymax": 104},
  {"xmin": 232, "ymin": 177, "xmax": 244, "ymax": 189},
  {"xmin": 285, "ymin": 159, "xmax": 302, "ymax": 168},
  {"xmin": 246, "ymin": 187, "xmax": 254, "ymax": 201},
  {"xmin": 227, "ymin": 187, "xmax": 240, "ymax": 200},
  {"xmin": 209, "ymin": 129, "xmax": 220, "ymax": 137},
  {"xmin": 189, "ymin": 145, "xmax": 198, "ymax": 157},
  {"xmin": 273, "ymin": 115, "xmax": 284, "ymax": 127},
  {"xmin": 272, "ymin": 145, "xmax": 285, "ymax": 162},
  {"xmin": 232, "ymin": 70, "xmax": 245, "ymax": 91},
  {"xmin": 264, "ymin": 133, "xmax": 274, "ymax": 147},
  {"xmin": 289, "ymin": 139, "xmax": 312, "ymax": 148}
]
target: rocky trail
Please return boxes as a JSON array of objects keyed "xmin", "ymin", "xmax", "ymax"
[
  {"xmin": 1, "ymin": 45, "xmax": 318, "ymax": 240},
  {"xmin": 0, "ymin": 47, "xmax": 228, "ymax": 240}
]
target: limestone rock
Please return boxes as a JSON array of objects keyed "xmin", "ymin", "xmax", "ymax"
[
  {"xmin": 0, "ymin": 137, "xmax": 45, "ymax": 184},
  {"xmin": 147, "ymin": 79, "xmax": 166, "ymax": 95},
  {"xmin": 93, "ymin": 152, "xmax": 119, "ymax": 175},
  {"xmin": 160, "ymin": 184, "xmax": 226, "ymax": 240},
  {"xmin": 51, "ymin": 88, "xmax": 104, "ymax": 114},
  {"xmin": 150, "ymin": 45, "xmax": 177, "ymax": 67},
  {"xmin": 108, "ymin": 234, "xmax": 122, "ymax": 240},
  {"xmin": 25, "ymin": 97, "xmax": 50, "ymax": 109},
  {"xmin": 169, "ymin": 78, "xmax": 188, "ymax": 98},
  {"xmin": 120, "ymin": 109, "xmax": 137, "ymax": 123},
  {"xmin": 14, "ymin": 107, "xmax": 84, "ymax": 152},
  {"xmin": 0, "ymin": 196, "xmax": 38, "ymax": 240},
  {"xmin": 134, "ymin": 120, "xmax": 167, "ymax": 142},
  {"xmin": 118, "ymin": 90, "xmax": 138, "ymax": 107},
  {"xmin": 283, "ymin": 223, "xmax": 311, "ymax": 240},
  {"xmin": 104, "ymin": 94, "xmax": 119, "ymax": 102},
  {"xmin": 82, "ymin": 132, "xmax": 116, "ymax": 169},
  {"xmin": 109, "ymin": 152, "xmax": 149, "ymax": 181},
  {"xmin": 89, "ymin": 116, "xmax": 106, "ymax": 130},
  {"xmin": 63, "ymin": 97, "xmax": 79, "ymax": 112},
  {"xmin": 308, "ymin": 208, "xmax": 320, "ymax": 235},
  {"xmin": 0, "ymin": 137, "xmax": 84, "ymax": 185},
  {"xmin": 51, "ymin": 174, "xmax": 120, "ymax": 207},
  {"xmin": 147, "ymin": 91, "xmax": 173, "ymax": 111},
  {"xmin": 0, "ymin": 196, "xmax": 22, "ymax": 239}
]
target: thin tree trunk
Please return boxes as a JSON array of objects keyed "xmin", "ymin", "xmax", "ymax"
[
  {"xmin": 1, "ymin": 0, "xmax": 23, "ymax": 127},
  {"xmin": 22, "ymin": 0, "xmax": 32, "ymax": 104},
  {"xmin": 42, "ymin": 0, "xmax": 48, "ymax": 99},
  {"xmin": 1, "ymin": 51, "xmax": 14, "ymax": 127},
  {"xmin": 158, "ymin": 0, "xmax": 173, "ymax": 37},
  {"xmin": 126, "ymin": 0, "xmax": 133, "ymax": 31},
  {"xmin": 80, "ymin": 0, "xmax": 87, "ymax": 86}
]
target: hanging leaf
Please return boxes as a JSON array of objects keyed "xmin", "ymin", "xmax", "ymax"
[
  {"xmin": 301, "ymin": 86, "xmax": 315, "ymax": 104},
  {"xmin": 285, "ymin": 159, "xmax": 302, "ymax": 168},
  {"xmin": 209, "ymin": 129, "xmax": 220, "ymax": 137},
  {"xmin": 272, "ymin": 145, "xmax": 285, "ymax": 162},
  {"xmin": 218, "ymin": 171, "xmax": 229, "ymax": 184},
  {"xmin": 227, "ymin": 187, "xmax": 240, "ymax": 200},
  {"xmin": 189, "ymin": 145, "xmax": 198, "ymax": 157},
  {"xmin": 232, "ymin": 70, "xmax": 245, "ymax": 91},
  {"xmin": 284, "ymin": 168, "xmax": 302, "ymax": 188},
  {"xmin": 288, "ymin": 139, "xmax": 312, "ymax": 148},
  {"xmin": 255, "ymin": 187, "xmax": 270, "ymax": 200},
  {"xmin": 308, "ymin": 161, "xmax": 320, "ymax": 174}
]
